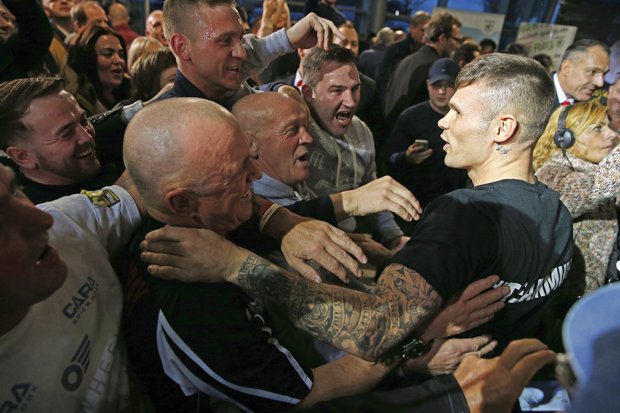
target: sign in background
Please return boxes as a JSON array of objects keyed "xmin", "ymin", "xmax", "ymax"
[{"xmin": 516, "ymin": 23, "xmax": 578, "ymax": 71}]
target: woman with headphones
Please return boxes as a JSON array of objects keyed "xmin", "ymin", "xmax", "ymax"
[{"xmin": 533, "ymin": 101, "xmax": 620, "ymax": 315}]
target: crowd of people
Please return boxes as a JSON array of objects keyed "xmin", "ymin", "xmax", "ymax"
[{"xmin": 1, "ymin": 0, "xmax": 619, "ymax": 412}]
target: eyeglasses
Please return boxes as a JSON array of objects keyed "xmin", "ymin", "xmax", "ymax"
[{"xmin": 449, "ymin": 35, "xmax": 462, "ymax": 43}]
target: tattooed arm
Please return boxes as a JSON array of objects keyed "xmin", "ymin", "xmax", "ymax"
[
  {"xmin": 234, "ymin": 254, "xmax": 442, "ymax": 361},
  {"xmin": 141, "ymin": 227, "xmax": 506, "ymax": 360}
]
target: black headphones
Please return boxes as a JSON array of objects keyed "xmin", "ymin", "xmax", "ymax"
[{"xmin": 553, "ymin": 105, "xmax": 576, "ymax": 155}]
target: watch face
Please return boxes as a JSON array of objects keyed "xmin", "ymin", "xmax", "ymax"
[{"xmin": 400, "ymin": 337, "xmax": 430, "ymax": 359}]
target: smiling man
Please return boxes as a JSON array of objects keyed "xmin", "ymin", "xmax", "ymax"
[
  {"xmin": 160, "ymin": 0, "xmax": 341, "ymax": 108},
  {"xmin": 554, "ymin": 39, "xmax": 610, "ymax": 106},
  {"xmin": 0, "ymin": 163, "xmax": 141, "ymax": 412},
  {"xmin": 0, "ymin": 77, "xmax": 119, "ymax": 204}
]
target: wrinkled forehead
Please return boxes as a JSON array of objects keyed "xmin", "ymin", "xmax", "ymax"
[
  {"xmin": 316, "ymin": 61, "xmax": 360, "ymax": 86},
  {"xmin": 148, "ymin": 10, "xmax": 163, "ymax": 25}
]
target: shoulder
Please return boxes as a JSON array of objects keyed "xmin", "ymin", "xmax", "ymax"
[{"xmin": 398, "ymin": 101, "xmax": 431, "ymax": 119}]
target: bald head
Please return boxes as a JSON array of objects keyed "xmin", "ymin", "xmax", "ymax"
[
  {"xmin": 233, "ymin": 92, "xmax": 312, "ymax": 186},
  {"xmin": 146, "ymin": 9, "xmax": 167, "ymax": 46},
  {"xmin": 108, "ymin": 3, "xmax": 129, "ymax": 26},
  {"xmin": 125, "ymin": 98, "xmax": 240, "ymax": 211}
]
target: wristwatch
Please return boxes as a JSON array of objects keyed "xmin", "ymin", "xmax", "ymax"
[{"xmin": 400, "ymin": 336, "xmax": 431, "ymax": 359}]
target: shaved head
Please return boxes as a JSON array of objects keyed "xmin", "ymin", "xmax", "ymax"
[
  {"xmin": 233, "ymin": 92, "xmax": 312, "ymax": 186},
  {"xmin": 124, "ymin": 98, "xmax": 240, "ymax": 212}
]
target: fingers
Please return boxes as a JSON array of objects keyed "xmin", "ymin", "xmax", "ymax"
[
  {"xmin": 450, "ymin": 335, "xmax": 492, "ymax": 355},
  {"xmin": 499, "ymin": 338, "xmax": 549, "ymax": 368},
  {"xmin": 460, "ymin": 275, "xmax": 501, "ymax": 301},
  {"xmin": 322, "ymin": 236, "xmax": 363, "ymax": 280},
  {"xmin": 288, "ymin": 256, "xmax": 322, "ymax": 284},
  {"xmin": 140, "ymin": 239, "xmax": 186, "ymax": 256},
  {"xmin": 476, "ymin": 338, "xmax": 498, "ymax": 357},
  {"xmin": 140, "ymin": 250, "xmax": 185, "ymax": 268},
  {"xmin": 352, "ymin": 176, "xmax": 422, "ymax": 220},
  {"xmin": 327, "ymin": 227, "xmax": 367, "ymax": 266},
  {"xmin": 511, "ymin": 349, "xmax": 556, "ymax": 387},
  {"xmin": 145, "ymin": 264, "xmax": 187, "ymax": 281}
]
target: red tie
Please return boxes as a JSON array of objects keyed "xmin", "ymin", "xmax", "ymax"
[
  {"xmin": 295, "ymin": 79, "xmax": 303, "ymax": 88},
  {"xmin": 561, "ymin": 100, "xmax": 571, "ymax": 106}
]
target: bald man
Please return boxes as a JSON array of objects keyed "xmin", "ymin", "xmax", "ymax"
[
  {"xmin": 122, "ymin": 97, "xmax": 400, "ymax": 411},
  {"xmin": 234, "ymin": 92, "xmax": 421, "ymax": 230},
  {"xmin": 108, "ymin": 2, "xmax": 138, "ymax": 47},
  {"xmin": 145, "ymin": 9, "xmax": 166, "ymax": 46}
]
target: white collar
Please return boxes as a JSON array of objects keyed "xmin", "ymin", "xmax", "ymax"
[{"xmin": 553, "ymin": 73, "xmax": 573, "ymax": 105}]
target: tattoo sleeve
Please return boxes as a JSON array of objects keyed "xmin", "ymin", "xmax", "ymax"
[{"xmin": 237, "ymin": 254, "xmax": 443, "ymax": 361}]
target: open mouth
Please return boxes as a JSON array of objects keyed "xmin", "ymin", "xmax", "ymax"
[
  {"xmin": 296, "ymin": 152, "xmax": 309, "ymax": 163},
  {"xmin": 336, "ymin": 110, "xmax": 352, "ymax": 125},
  {"xmin": 36, "ymin": 245, "xmax": 57, "ymax": 265},
  {"xmin": 75, "ymin": 149, "xmax": 94, "ymax": 159}
]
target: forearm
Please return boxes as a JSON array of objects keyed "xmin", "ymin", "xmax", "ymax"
[
  {"xmin": 240, "ymin": 29, "xmax": 291, "ymax": 78},
  {"xmin": 232, "ymin": 255, "xmax": 441, "ymax": 361},
  {"xmin": 298, "ymin": 355, "xmax": 398, "ymax": 408}
]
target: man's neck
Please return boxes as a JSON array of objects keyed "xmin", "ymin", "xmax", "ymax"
[
  {"xmin": 20, "ymin": 168, "xmax": 80, "ymax": 186},
  {"xmin": 147, "ymin": 206, "xmax": 195, "ymax": 228},
  {"xmin": 468, "ymin": 151, "xmax": 536, "ymax": 187},
  {"xmin": 180, "ymin": 69, "xmax": 231, "ymax": 103},
  {"xmin": 425, "ymin": 42, "xmax": 444, "ymax": 57},
  {"xmin": 52, "ymin": 16, "xmax": 73, "ymax": 35}
]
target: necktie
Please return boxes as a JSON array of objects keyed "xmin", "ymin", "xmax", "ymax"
[
  {"xmin": 295, "ymin": 79, "xmax": 303, "ymax": 88},
  {"xmin": 561, "ymin": 100, "xmax": 571, "ymax": 106}
]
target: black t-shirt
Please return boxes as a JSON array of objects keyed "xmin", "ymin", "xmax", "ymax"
[
  {"xmin": 126, "ymin": 217, "xmax": 313, "ymax": 412},
  {"xmin": 391, "ymin": 180, "xmax": 573, "ymax": 349}
]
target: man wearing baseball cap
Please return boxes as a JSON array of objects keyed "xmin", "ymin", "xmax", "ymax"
[{"xmin": 385, "ymin": 57, "xmax": 468, "ymax": 232}]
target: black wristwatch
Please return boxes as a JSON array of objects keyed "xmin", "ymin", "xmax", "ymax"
[{"xmin": 400, "ymin": 336, "xmax": 431, "ymax": 359}]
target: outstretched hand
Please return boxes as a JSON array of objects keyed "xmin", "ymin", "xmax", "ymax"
[
  {"xmin": 140, "ymin": 226, "xmax": 245, "ymax": 283},
  {"xmin": 421, "ymin": 275, "xmax": 509, "ymax": 341},
  {"xmin": 281, "ymin": 219, "xmax": 367, "ymax": 283},
  {"xmin": 404, "ymin": 336, "xmax": 498, "ymax": 376},
  {"xmin": 337, "ymin": 176, "xmax": 422, "ymax": 222},
  {"xmin": 286, "ymin": 12, "xmax": 344, "ymax": 50},
  {"xmin": 455, "ymin": 339, "xmax": 556, "ymax": 413}
]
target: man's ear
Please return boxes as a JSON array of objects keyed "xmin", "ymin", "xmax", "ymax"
[
  {"xmin": 170, "ymin": 33, "xmax": 191, "ymax": 62},
  {"xmin": 559, "ymin": 59, "xmax": 571, "ymax": 77},
  {"xmin": 6, "ymin": 146, "xmax": 36, "ymax": 170},
  {"xmin": 301, "ymin": 84, "xmax": 313, "ymax": 105},
  {"xmin": 494, "ymin": 114, "xmax": 518, "ymax": 144},
  {"xmin": 164, "ymin": 188, "xmax": 199, "ymax": 217}
]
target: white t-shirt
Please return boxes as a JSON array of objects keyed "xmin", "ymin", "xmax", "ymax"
[{"xmin": 0, "ymin": 186, "xmax": 141, "ymax": 413}]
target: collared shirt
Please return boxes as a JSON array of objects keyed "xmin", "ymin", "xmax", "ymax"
[
  {"xmin": 293, "ymin": 70, "xmax": 303, "ymax": 89},
  {"xmin": 554, "ymin": 73, "xmax": 574, "ymax": 105}
]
